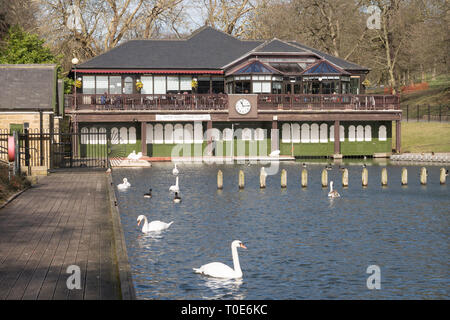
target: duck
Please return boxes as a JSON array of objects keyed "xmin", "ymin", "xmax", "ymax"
[
  {"xmin": 127, "ymin": 150, "xmax": 143, "ymax": 160},
  {"xmin": 144, "ymin": 189, "xmax": 152, "ymax": 198},
  {"xmin": 325, "ymin": 163, "xmax": 332, "ymax": 170},
  {"xmin": 302, "ymin": 162, "xmax": 307, "ymax": 168},
  {"xmin": 106, "ymin": 167, "xmax": 112, "ymax": 173},
  {"xmin": 328, "ymin": 181, "xmax": 340, "ymax": 198},
  {"xmin": 172, "ymin": 163, "xmax": 179, "ymax": 176},
  {"xmin": 269, "ymin": 150, "xmax": 280, "ymax": 157},
  {"xmin": 137, "ymin": 215, "xmax": 173, "ymax": 233},
  {"xmin": 193, "ymin": 240, "xmax": 247, "ymax": 279},
  {"xmin": 117, "ymin": 178, "xmax": 131, "ymax": 190},
  {"xmin": 173, "ymin": 192, "xmax": 181, "ymax": 203},
  {"xmin": 362, "ymin": 163, "xmax": 367, "ymax": 168},
  {"xmin": 169, "ymin": 176, "xmax": 180, "ymax": 193}
]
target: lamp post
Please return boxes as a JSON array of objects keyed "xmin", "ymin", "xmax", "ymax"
[{"xmin": 71, "ymin": 57, "xmax": 79, "ymax": 110}]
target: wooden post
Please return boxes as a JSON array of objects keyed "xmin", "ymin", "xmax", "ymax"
[
  {"xmin": 381, "ymin": 168, "xmax": 388, "ymax": 186},
  {"xmin": 396, "ymin": 120, "xmax": 401, "ymax": 153},
  {"xmin": 342, "ymin": 168, "xmax": 348, "ymax": 187},
  {"xmin": 362, "ymin": 167, "xmax": 368, "ymax": 187},
  {"xmin": 440, "ymin": 168, "xmax": 446, "ymax": 184},
  {"xmin": 217, "ymin": 170, "xmax": 223, "ymax": 189},
  {"xmin": 420, "ymin": 167, "xmax": 427, "ymax": 185},
  {"xmin": 401, "ymin": 168, "xmax": 408, "ymax": 185},
  {"xmin": 334, "ymin": 120, "xmax": 340, "ymax": 155},
  {"xmin": 321, "ymin": 169, "xmax": 328, "ymax": 188},
  {"xmin": 141, "ymin": 122, "xmax": 147, "ymax": 156},
  {"xmin": 238, "ymin": 170, "xmax": 245, "ymax": 189},
  {"xmin": 301, "ymin": 169, "xmax": 308, "ymax": 188},
  {"xmin": 281, "ymin": 169, "xmax": 287, "ymax": 188},
  {"xmin": 260, "ymin": 168, "xmax": 266, "ymax": 188}
]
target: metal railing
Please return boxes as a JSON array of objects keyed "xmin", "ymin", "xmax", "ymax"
[{"xmin": 402, "ymin": 105, "xmax": 449, "ymax": 122}]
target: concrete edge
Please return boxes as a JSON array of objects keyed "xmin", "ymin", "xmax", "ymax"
[
  {"xmin": 0, "ymin": 185, "xmax": 32, "ymax": 210},
  {"xmin": 105, "ymin": 173, "xmax": 136, "ymax": 300}
]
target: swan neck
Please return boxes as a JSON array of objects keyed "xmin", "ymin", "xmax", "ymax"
[{"xmin": 231, "ymin": 245, "xmax": 242, "ymax": 275}]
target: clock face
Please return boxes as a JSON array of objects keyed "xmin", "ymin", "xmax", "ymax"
[{"xmin": 235, "ymin": 98, "xmax": 251, "ymax": 115}]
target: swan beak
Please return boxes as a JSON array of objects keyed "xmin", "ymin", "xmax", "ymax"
[
  {"xmin": 240, "ymin": 243, "xmax": 247, "ymax": 249},
  {"xmin": 137, "ymin": 220, "xmax": 141, "ymax": 226}
]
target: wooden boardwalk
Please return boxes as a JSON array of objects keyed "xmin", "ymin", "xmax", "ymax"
[{"xmin": 0, "ymin": 171, "xmax": 124, "ymax": 300}]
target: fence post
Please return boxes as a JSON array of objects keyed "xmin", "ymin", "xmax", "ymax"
[
  {"xmin": 417, "ymin": 105, "xmax": 419, "ymax": 122},
  {"xmin": 428, "ymin": 104, "xmax": 430, "ymax": 122},
  {"xmin": 439, "ymin": 105, "xmax": 441, "ymax": 122},
  {"xmin": 406, "ymin": 105, "xmax": 409, "ymax": 122}
]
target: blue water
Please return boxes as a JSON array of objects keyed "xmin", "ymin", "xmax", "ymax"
[{"xmin": 112, "ymin": 161, "xmax": 449, "ymax": 299}]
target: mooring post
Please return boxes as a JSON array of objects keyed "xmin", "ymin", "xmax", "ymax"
[
  {"xmin": 217, "ymin": 170, "xmax": 223, "ymax": 189},
  {"xmin": 321, "ymin": 169, "xmax": 328, "ymax": 188},
  {"xmin": 401, "ymin": 168, "xmax": 408, "ymax": 185},
  {"xmin": 381, "ymin": 168, "xmax": 388, "ymax": 186},
  {"xmin": 342, "ymin": 168, "xmax": 348, "ymax": 187},
  {"xmin": 362, "ymin": 167, "xmax": 368, "ymax": 187},
  {"xmin": 301, "ymin": 169, "xmax": 308, "ymax": 188},
  {"xmin": 420, "ymin": 167, "xmax": 427, "ymax": 185},
  {"xmin": 281, "ymin": 169, "xmax": 287, "ymax": 188},
  {"xmin": 260, "ymin": 168, "xmax": 266, "ymax": 188},
  {"xmin": 440, "ymin": 168, "xmax": 446, "ymax": 185},
  {"xmin": 238, "ymin": 170, "xmax": 245, "ymax": 189}
]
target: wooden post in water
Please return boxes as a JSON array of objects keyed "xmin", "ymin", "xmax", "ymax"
[
  {"xmin": 260, "ymin": 168, "xmax": 267, "ymax": 188},
  {"xmin": 401, "ymin": 168, "xmax": 408, "ymax": 185},
  {"xmin": 217, "ymin": 170, "xmax": 223, "ymax": 189},
  {"xmin": 238, "ymin": 170, "xmax": 245, "ymax": 189},
  {"xmin": 362, "ymin": 168, "xmax": 368, "ymax": 187},
  {"xmin": 281, "ymin": 169, "xmax": 287, "ymax": 188},
  {"xmin": 381, "ymin": 168, "xmax": 388, "ymax": 186},
  {"xmin": 440, "ymin": 168, "xmax": 447, "ymax": 185},
  {"xmin": 342, "ymin": 168, "xmax": 348, "ymax": 187},
  {"xmin": 301, "ymin": 169, "xmax": 308, "ymax": 188},
  {"xmin": 420, "ymin": 167, "xmax": 427, "ymax": 185},
  {"xmin": 321, "ymin": 169, "xmax": 328, "ymax": 188}
]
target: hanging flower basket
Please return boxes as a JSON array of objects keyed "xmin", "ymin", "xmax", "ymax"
[
  {"xmin": 191, "ymin": 79, "xmax": 198, "ymax": 89},
  {"xmin": 136, "ymin": 80, "xmax": 143, "ymax": 91},
  {"xmin": 362, "ymin": 79, "xmax": 371, "ymax": 87},
  {"xmin": 75, "ymin": 79, "xmax": 82, "ymax": 88}
]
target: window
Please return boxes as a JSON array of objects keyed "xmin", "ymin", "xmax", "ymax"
[
  {"xmin": 350, "ymin": 77, "xmax": 360, "ymax": 94},
  {"xmin": 212, "ymin": 77, "xmax": 224, "ymax": 93},
  {"xmin": 210, "ymin": 128, "xmax": 221, "ymax": 141},
  {"xmin": 319, "ymin": 123, "xmax": 328, "ymax": 143},
  {"xmin": 301, "ymin": 124, "xmax": 310, "ymax": 143},
  {"xmin": 348, "ymin": 125, "xmax": 356, "ymax": 142},
  {"xmin": 180, "ymin": 76, "xmax": 192, "ymax": 92},
  {"xmin": 173, "ymin": 124, "xmax": 184, "ymax": 143},
  {"xmin": 255, "ymin": 128, "xmax": 265, "ymax": 141},
  {"xmin": 111, "ymin": 127, "xmax": 119, "ymax": 144},
  {"xmin": 184, "ymin": 124, "xmax": 194, "ymax": 143},
  {"xmin": 154, "ymin": 76, "xmax": 166, "ymax": 94},
  {"xmin": 81, "ymin": 127, "xmax": 89, "ymax": 144},
  {"xmin": 310, "ymin": 123, "xmax": 319, "ymax": 143},
  {"xmin": 322, "ymin": 81, "xmax": 339, "ymax": 94},
  {"xmin": 128, "ymin": 126, "xmax": 137, "ymax": 144},
  {"xmin": 356, "ymin": 125, "xmax": 364, "ymax": 141},
  {"xmin": 242, "ymin": 128, "xmax": 252, "ymax": 141},
  {"xmin": 109, "ymin": 76, "xmax": 121, "ymax": 94},
  {"xmin": 379, "ymin": 125, "xmax": 387, "ymax": 141},
  {"xmin": 197, "ymin": 76, "xmax": 210, "ymax": 94},
  {"xmin": 167, "ymin": 76, "xmax": 179, "ymax": 92},
  {"xmin": 146, "ymin": 124, "xmax": 153, "ymax": 143},
  {"xmin": 89, "ymin": 127, "xmax": 98, "ymax": 144},
  {"xmin": 95, "ymin": 76, "xmax": 107, "ymax": 94},
  {"xmin": 164, "ymin": 124, "xmax": 174, "ymax": 143},
  {"xmin": 364, "ymin": 125, "xmax": 372, "ymax": 141},
  {"xmin": 123, "ymin": 77, "xmax": 133, "ymax": 94},
  {"xmin": 119, "ymin": 127, "xmax": 128, "ymax": 144},
  {"xmin": 83, "ymin": 76, "xmax": 95, "ymax": 94},
  {"xmin": 223, "ymin": 128, "xmax": 233, "ymax": 141},
  {"xmin": 272, "ymin": 82, "xmax": 282, "ymax": 94},
  {"xmin": 282, "ymin": 123, "xmax": 291, "ymax": 143},
  {"xmin": 141, "ymin": 76, "xmax": 153, "ymax": 94},
  {"xmin": 292, "ymin": 123, "xmax": 300, "ymax": 143},
  {"xmin": 235, "ymin": 81, "xmax": 251, "ymax": 94},
  {"xmin": 194, "ymin": 122, "xmax": 203, "ymax": 143},
  {"xmin": 99, "ymin": 127, "xmax": 107, "ymax": 144},
  {"xmin": 154, "ymin": 124, "xmax": 164, "ymax": 144}
]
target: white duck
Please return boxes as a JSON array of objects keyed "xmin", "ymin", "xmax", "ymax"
[
  {"xmin": 193, "ymin": 240, "xmax": 247, "ymax": 279},
  {"xmin": 269, "ymin": 150, "xmax": 280, "ymax": 157},
  {"xmin": 172, "ymin": 163, "xmax": 179, "ymax": 176},
  {"xmin": 117, "ymin": 178, "xmax": 131, "ymax": 190},
  {"xmin": 169, "ymin": 176, "xmax": 180, "ymax": 193},
  {"xmin": 137, "ymin": 215, "xmax": 173, "ymax": 233},
  {"xmin": 127, "ymin": 150, "xmax": 143, "ymax": 160},
  {"xmin": 328, "ymin": 181, "xmax": 340, "ymax": 198}
]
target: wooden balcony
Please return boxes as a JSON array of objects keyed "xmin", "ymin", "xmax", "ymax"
[{"xmin": 64, "ymin": 93, "xmax": 400, "ymax": 112}]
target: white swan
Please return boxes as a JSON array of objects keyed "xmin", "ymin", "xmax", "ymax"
[
  {"xmin": 172, "ymin": 163, "xmax": 179, "ymax": 176},
  {"xmin": 269, "ymin": 150, "xmax": 280, "ymax": 157},
  {"xmin": 137, "ymin": 215, "xmax": 173, "ymax": 233},
  {"xmin": 193, "ymin": 240, "xmax": 247, "ymax": 279},
  {"xmin": 117, "ymin": 178, "xmax": 131, "ymax": 190},
  {"xmin": 127, "ymin": 150, "xmax": 143, "ymax": 160},
  {"xmin": 328, "ymin": 181, "xmax": 340, "ymax": 198},
  {"xmin": 169, "ymin": 176, "xmax": 180, "ymax": 193}
]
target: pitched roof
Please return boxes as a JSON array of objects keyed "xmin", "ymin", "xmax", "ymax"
[
  {"xmin": 0, "ymin": 64, "xmax": 57, "ymax": 111},
  {"xmin": 233, "ymin": 60, "xmax": 281, "ymax": 74},
  {"xmin": 253, "ymin": 39, "xmax": 306, "ymax": 53},
  {"xmin": 302, "ymin": 60, "xmax": 350, "ymax": 75}
]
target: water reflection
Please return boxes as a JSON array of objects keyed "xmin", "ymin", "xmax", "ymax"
[{"xmin": 200, "ymin": 278, "xmax": 245, "ymax": 300}]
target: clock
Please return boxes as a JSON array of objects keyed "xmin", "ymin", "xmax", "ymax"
[{"xmin": 235, "ymin": 98, "xmax": 251, "ymax": 115}]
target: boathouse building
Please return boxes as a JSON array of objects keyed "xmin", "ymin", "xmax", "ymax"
[{"xmin": 67, "ymin": 27, "xmax": 401, "ymax": 158}]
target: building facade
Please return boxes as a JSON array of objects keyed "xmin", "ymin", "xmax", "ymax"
[{"xmin": 67, "ymin": 27, "xmax": 401, "ymax": 158}]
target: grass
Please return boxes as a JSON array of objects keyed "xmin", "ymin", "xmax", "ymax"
[
  {"xmin": 393, "ymin": 121, "xmax": 450, "ymax": 153},
  {"xmin": 0, "ymin": 164, "xmax": 31, "ymax": 206}
]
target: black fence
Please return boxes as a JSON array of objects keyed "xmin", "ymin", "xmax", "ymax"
[
  {"xmin": 402, "ymin": 105, "xmax": 449, "ymax": 122},
  {"xmin": 0, "ymin": 129, "xmax": 110, "ymax": 170}
]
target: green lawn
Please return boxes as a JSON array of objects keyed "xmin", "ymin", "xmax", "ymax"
[{"xmin": 393, "ymin": 121, "xmax": 450, "ymax": 153}]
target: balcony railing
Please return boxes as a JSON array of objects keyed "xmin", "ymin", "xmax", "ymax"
[{"xmin": 64, "ymin": 93, "xmax": 400, "ymax": 112}]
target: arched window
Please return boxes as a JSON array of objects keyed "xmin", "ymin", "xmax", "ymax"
[
  {"xmin": 291, "ymin": 123, "xmax": 300, "ymax": 143},
  {"xmin": 194, "ymin": 122, "xmax": 203, "ymax": 143},
  {"xmin": 184, "ymin": 124, "xmax": 194, "ymax": 143},
  {"xmin": 110, "ymin": 127, "xmax": 119, "ymax": 144},
  {"xmin": 223, "ymin": 128, "xmax": 233, "ymax": 141},
  {"xmin": 242, "ymin": 128, "xmax": 252, "ymax": 141},
  {"xmin": 364, "ymin": 125, "xmax": 372, "ymax": 141},
  {"xmin": 128, "ymin": 126, "xmax": 136, "ymax": 144},
  {"xmin": 210, "ymin": 128, "xmax": 221, "ymax": 141},
  {"xmin": 319, "ymin": 123, "xmax": 328, "ymax": 143},
  {"xmin": 146, "ymin": 123, "xmax": 153, "ymax": 143},
  {"xmin": 330, "ymin": 125, "xmax": 335, "ymax": 142},
  {"xmin": 310, "ymin": 123, "xmax": 319, "ymax": 143},
  {"xmin": 348, "ymin": 125, "xmax": 356, "ymax": 142},
  {"xmin": 173, "ymin": 124, "xmax": 184, "ymax": 143},
  {"xmin": 154, "ymin": 124, "xmax": 163, "ymax": 144},
  {"xmin": 255, "ymin": 128, "xmax": 265, "ymax": 141},
  {"xmin": 119, "ymin": 127, "xmax": 128, "ymax": 144},
  {"xmin": 281, "ymin": 123, "xmax": 291, "ymax": 143},
  {"xmin": 89, "ymin": 127, "xmax": 98, "ymax": 144},
  {"xmin": 378, "ymin": 125, "xmax": 387, "ymax": 141},
  {"xmin": 356, "ymin": 125, "xmax": 364, "ymax": 141},
  {"xmin": 340, "ymin": 125, "xmax": 345, "ymax": 142},
  {"xmin": 123, "ymin": 76, "xmax": 133, "ymax": 94},
  {"xmin": 99, "ymin": 127, "xmax": 107, "ymax": 145},
  {"xmin": 81, "ymin": 127, "xmax": 89, "ymax": 144},
  {"xmin": 164, "ymin": 124, "xmax": 174, "ymax": 144},
  {"xmin": 301, "ymin": 123, "xmax": 310, "ymax": 143}
]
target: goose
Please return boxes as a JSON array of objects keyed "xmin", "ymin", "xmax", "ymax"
[
  {"xmin": 173, "ymin": 192, "xmax": 181, "ymax": 203},
  {"xmin": 117, "ymin": 178, "xmax": 131, "ymax": 190},
  {"xmin": 338, "ymin": 165, "xmax": 346, "ymax": 172},
  {"xmin": 325, "ymin": 163, "xmax": 332, "ymax": 170},
  {"xmin": 137, "ymin": 215, "xmax": 173, "ymax": 233},
  {"xmin": 193, "ymin": 240, "xmax": 247, "ymax": 279},
  {"xmin": 362, "ymin": 163, "xmax": 367, "ymax": 168},
  {"xmin": 269, "ymin": 150, "xmax": 280, "ymax": 157},
  {"xmin": 144, "ymin": 189, "xmax": 152, "ymax": 198},
  {"xmin": 328, "ymin": 181, "xmax": 340, "ymax": 198},
  {"xmin": 302, "ymin": 162, "xmax": 307, "ymax": 168},
  {"xmin": 172, "ymin": 163, "xmax": 179, "ymax": 176},
  {"xmin": 169, "ymin": 176, "xmax": 180, "ymax": 193}
]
